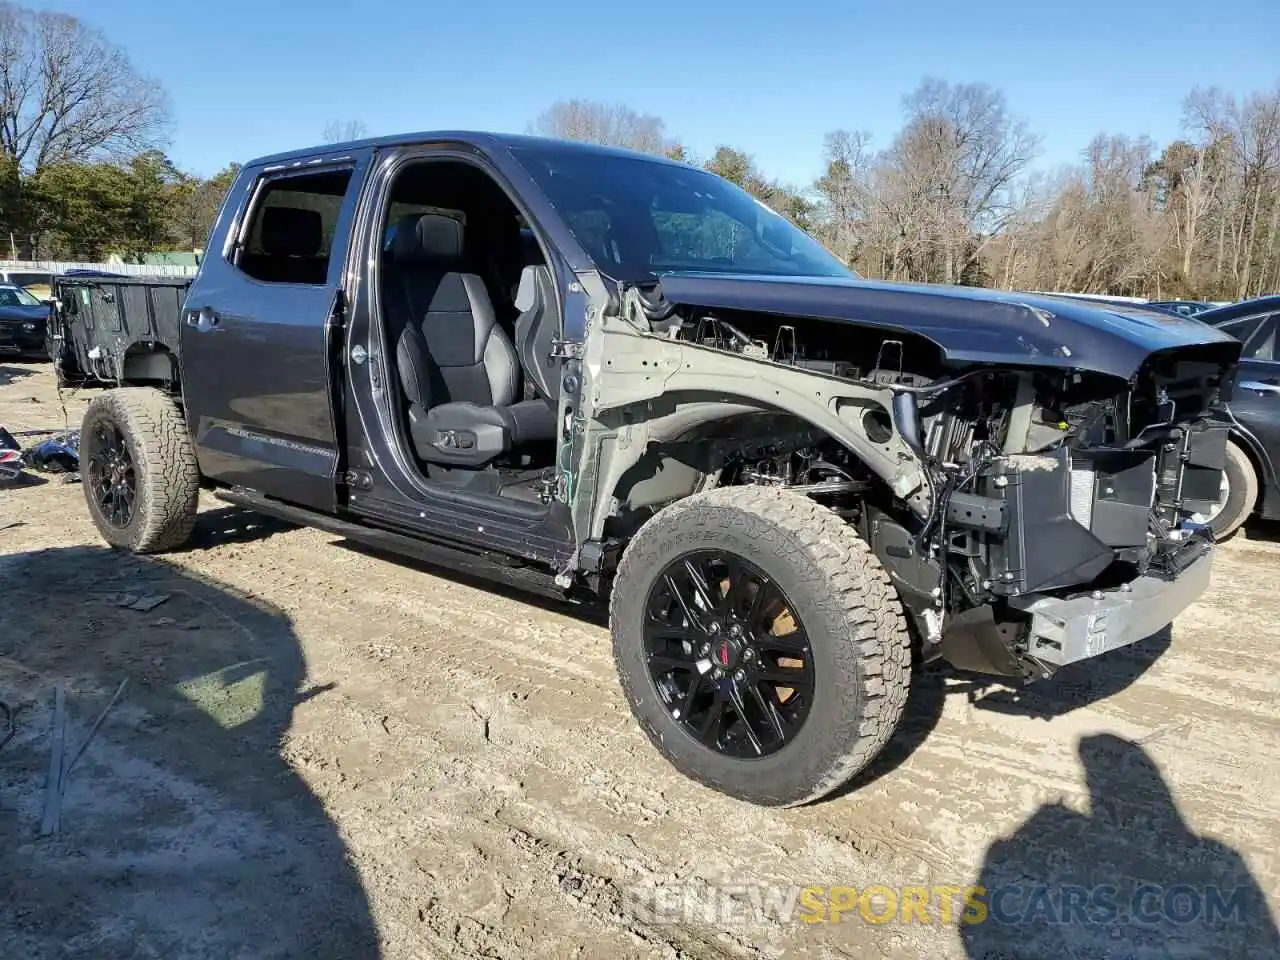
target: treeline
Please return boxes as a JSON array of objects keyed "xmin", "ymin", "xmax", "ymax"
[
  {"xmin": 533, "ymin": 81, "xmax": 1280, "ymax": 300},
  {"xmin": 0, "ymin": 2, "xmax": 239, "ymax": 261},
  {"xmin": 3, "ymin": 0, "xmax": 1277, "ymax": 298},
  {"xmin": 0, "ymin": 152, "xmax": 239, "ymax": 261}
]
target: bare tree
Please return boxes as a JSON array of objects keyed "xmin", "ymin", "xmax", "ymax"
[
  {"xmin": 322, "ymin": 119, "xmax": 368, "ymax": 144},
  {"xmin": 886, "ymin": 79, "xmax": 1040, "ymax": 284},
  {"xmin": 0, "ymin": 3, "xmax": 169, "ymax": 173},
  {"xmin": 812, "ymin": 130, "xmax": 873, "ymax": 263},
  {"xmin": 530, "ymin": 99, "xmax": 675, "ymax": 156}
]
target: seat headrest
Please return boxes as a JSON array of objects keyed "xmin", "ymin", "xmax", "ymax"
[
  {"xmin": 391, "ymin": 213, "xmax": 464, "ymax": 265},
  {"xmin": 261, "ymin": 206, "xmax": 322, "ymax": 258}
]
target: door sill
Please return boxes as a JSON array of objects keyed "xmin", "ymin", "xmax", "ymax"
[{"xmin": 215, "ymin": 488, "xmax": 574, "ymax": 602}]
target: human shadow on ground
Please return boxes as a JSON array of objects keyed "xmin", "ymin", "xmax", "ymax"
[
  {"xmin": 0, "ymin": 546, "xmax": 380, "ymax": 959},
  {"xmin": 961, "ymin": 733, "xmax": 1280, "ymax": 959}
]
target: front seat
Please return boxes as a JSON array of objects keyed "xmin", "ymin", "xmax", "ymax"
[{"xmin": 388, "ymin": 213, "xmax": 555, "ymax": 468}]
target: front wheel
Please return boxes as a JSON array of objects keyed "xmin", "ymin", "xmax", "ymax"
[
  {"xmin": 610, "ymin": 486, "xmax": 912, "ymax": 807},
  {"xmin": 80, "ymin": 387, "xmax": 200, "ymax": 553}
]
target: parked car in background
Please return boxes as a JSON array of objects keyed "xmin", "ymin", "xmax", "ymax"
[
  {"xmin": 1190, "ymin": 295, "xmax": 1280, "ymax": 537},
  {"xmin": 1040, "ymin": 292, "xmax": 1190, "ymax": 317},
  {"xmin": 0, "ymin": 283, "xmax": 53, "ymax": 359},
  {"xmin": 1147, "ymin": 299, "xmax": 1217, "ymax": 317},
  {"xmin": 0, "ymin": 268, "xmax": 56, "ymax": 302}
]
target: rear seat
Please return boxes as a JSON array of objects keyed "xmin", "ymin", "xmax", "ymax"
[{"xmin": 240, "ymin": 207, "xmax": 329, "ymax": 285}]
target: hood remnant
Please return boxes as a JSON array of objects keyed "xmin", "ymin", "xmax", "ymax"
[{"xmin": 652, "ymin": 273, "xmax": 1241, "ymax": 381}]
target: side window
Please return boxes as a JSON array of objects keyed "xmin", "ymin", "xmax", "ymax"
[
  {"xmin": 234, "ymin": 168, "xmax": 353, "ymax": 285},
  {"xmin": 1219, "ymin": 316, "xmax": 1263, "ymax": 344},
  {"xmin": 1242, "ymin": 314, "xmax": 1279, "ymax": 361}
]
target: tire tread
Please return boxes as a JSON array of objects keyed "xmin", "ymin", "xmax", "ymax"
[
  {"xmin": 610, "ymin": 485, "xmax": 912, "ymax": 806},
  {"xmin": 81, "ymin": 387, "xmax": 199, "ymax": 553}
]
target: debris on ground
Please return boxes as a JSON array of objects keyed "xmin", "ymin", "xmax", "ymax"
[
  {"xmin": 116, "ymin": 593, "xmax": 171, "ymax": 612},
  {"xmin": 0, "ymin": 426, "xmax": 22, "ymax": 481},
  {"xmin": 39, "ymin": 684, "xmax": 67, "ymax": 836},
  {"xmin": 61, "ymin": 679, "xmax": 129, "ymax": 794},
  {"xmin": 23, "ymin": 430, "xmax": 80, "ymax": 475},
  {"xmin": 0, "ymin": 425, "xmax": 80, "ymax": 482}
]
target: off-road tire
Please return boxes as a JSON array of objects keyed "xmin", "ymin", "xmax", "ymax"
[
  {"xmin": 80, "ymin": 387, "xmax": 200, "ymax": 553},
  {"xmin": 610, "ymin": 486, "xmax": 912, "ymax": 807},
  {"xmin": 1209, "ymin": 441, "xmax": 1258, "ymax": 540}
]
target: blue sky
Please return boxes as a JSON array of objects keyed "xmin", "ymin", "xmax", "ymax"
[{"xmin": 29, "ymin": 0, "xmax": 1280, "ymax": 185}]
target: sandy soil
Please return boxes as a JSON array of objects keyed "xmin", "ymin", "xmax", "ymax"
[{"xmin": 2, "ymin": 359, "xmax": 1278, "ymax": 959}]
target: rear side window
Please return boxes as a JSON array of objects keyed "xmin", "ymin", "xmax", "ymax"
[
  {"xmin": 234, "ymin": 168, "xmax": 353, "ymax": 285},
  {"xmin": 1243, "ymin": 315, "xmax": 1279, "ymax": 361}
]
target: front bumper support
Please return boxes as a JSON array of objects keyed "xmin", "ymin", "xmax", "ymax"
[{"xmin": 1010, "ymin": 540, "xmax": 1214, "ymax": 667}]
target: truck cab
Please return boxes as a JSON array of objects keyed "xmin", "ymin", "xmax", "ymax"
[{"xmin": 179, "ymin": 137, "xmax": 581, "ymax": 568}]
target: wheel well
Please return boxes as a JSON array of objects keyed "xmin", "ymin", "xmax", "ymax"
[
  {"xmin": 120, "ymin": 345, "xmax": 179, "ymax": 391},
  {"xmin": 602, "ymin": 408, "xmax": 894, "ymax": 539}
]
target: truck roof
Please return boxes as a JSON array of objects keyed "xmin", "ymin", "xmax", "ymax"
[{"xmin": 247, "ymin": 130, "xmax": 687, "ymax": 170}]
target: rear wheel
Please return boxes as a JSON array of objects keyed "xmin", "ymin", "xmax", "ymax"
[
  {"xmin": 80, "ymin": 388, "xmax": 200, "ymax": 553},
  {"xmin": 610, "ymin": 486, "xmax": 911, "ymax": 807}
]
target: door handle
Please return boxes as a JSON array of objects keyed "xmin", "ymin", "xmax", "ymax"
[
  {"xmin": 1239, "ymin": 380, "xmax": 1280, "ymax": 396},
  {"xmin": 185, "ymin": 307, "xmax": 221, "ymax": 333}
]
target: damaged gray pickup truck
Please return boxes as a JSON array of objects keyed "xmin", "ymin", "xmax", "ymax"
[{"xmin": 75, "ymin": 132, "xmax": 1241, "ymax": 806}]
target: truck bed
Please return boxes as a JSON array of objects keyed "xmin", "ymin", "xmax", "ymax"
[{"xmin": 50, "ymin": 275, "xmax": 191, "ymax": 388}]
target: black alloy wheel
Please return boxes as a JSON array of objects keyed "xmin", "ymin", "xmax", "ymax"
[
  {"xmin": 79, "ymin": 388, "xmax": 201, "ymax": 553},
  {"xmin": 611, "ymin": 486, "xmax": 912, "ymax": 806},
  {"xmin": 643, "ymin": 550, "xmax": 814, "ymax": 759},
  {"xmin": 86, "ymin": 420, "xmax": 137, "ymax": 528}
]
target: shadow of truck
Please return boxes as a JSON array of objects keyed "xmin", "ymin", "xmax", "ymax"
[{"xmin": 0, "ymin": 545, "xmax": 380, "ymax": 959}]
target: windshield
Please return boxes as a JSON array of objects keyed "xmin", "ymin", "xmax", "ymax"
[
  {"xmin": 6, "ymin": 272, "xmax": 51, "ymax": 288},
  {"xmin": 0, "ymin": 285, "xmax": 42, "ymax": 307},
  {"xmin": 511, "ymin": 144, "xmax": 855, "ymax": 283}
]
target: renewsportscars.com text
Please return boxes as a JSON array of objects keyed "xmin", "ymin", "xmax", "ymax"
[{"xmin": 623, "ymin": 882, "xmax": 1255, "ymax": 927}]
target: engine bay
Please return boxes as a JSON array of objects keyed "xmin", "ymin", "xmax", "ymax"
[{"xmin": 630, "ymin": 295, "xmax": 1234, "ymax": 677}]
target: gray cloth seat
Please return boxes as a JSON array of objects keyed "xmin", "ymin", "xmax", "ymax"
[
  {"xmin": 513, "ymin": 262, "xmax": 559, "ymax": 401},
  {"xmin": 385, "ymin": 213, "xmax": 555, "ymax": 468}
]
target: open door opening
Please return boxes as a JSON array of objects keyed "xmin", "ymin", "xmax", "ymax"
[{"xmin": 371, "ymin": 158, "xmax": 563, "ymax": 507}]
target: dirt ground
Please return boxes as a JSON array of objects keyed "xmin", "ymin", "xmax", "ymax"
[{"xmin": 2, "ymin": 359, "xmax": 1278, "ymax": 959}]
